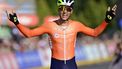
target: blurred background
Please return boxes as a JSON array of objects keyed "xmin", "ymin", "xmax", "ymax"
[{"xmin": 0, "ymin": 0, "xmax": 122, "ymax": 69}]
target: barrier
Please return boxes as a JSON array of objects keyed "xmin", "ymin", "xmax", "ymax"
[{"xmin": 15, "ymin": 50, "xmax": 42, "ymax": 69}]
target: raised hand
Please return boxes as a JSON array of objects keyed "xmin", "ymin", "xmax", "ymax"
[
  {"xmin": 105, "ymin": 4, "xmax": 117, "ymax": 23},
  {"xmin": 6, "ymin": 10, "xmax": 19, "ymax": 25}
]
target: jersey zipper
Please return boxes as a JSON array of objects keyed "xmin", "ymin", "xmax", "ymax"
[{"xmin": 64, "ymin": 30, "xmax": 66, "ymax": 64}]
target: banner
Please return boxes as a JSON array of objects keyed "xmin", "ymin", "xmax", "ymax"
[{"xmin": 0, "ymin": 0, "xmax": 39, "ymax": 26}]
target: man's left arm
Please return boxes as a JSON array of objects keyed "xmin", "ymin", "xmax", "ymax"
[
  {"xmin": 78, "ymin": 4, "xmax": 117, "ymax": 37},
  {"xmin": 92, "ymin": 20, "xmax": 108, "ymax": 37},
  {"xmin": 94, "ymin": 4, "xmax": 117, "ymax": 36},
  {"xmin": 78, "ymin": 21, "xmax": 107, "ymax": 37}
]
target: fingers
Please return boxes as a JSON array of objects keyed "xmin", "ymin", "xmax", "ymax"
[
  {"xmin": 6, "ymin": 9, "xmax": 15, "ymax": 15},
  {"xmin": 108, "ymin": 4, "xmax": 117, "ymax": 12},
  {"xmin": 112, "ymin": 4, "xmax": 117, "ymax": 15},
  {"xmin": 112, "ymin": 11, "xmax": 116, "ymax": 15},
  {"xmin": 107, "ymin": 4, "xmax": 117, "ymax": 15},
  {"xmin": 107, "ymin": 7, "xmax": 111, "ymax": 11},
  {"xmin": 5, "ymin": 10, "xmax": 10, "ymax": 19},
  {"xmin": 112, "ymin": 4, "xmax": 117, "ymax": 12},
  {"xmin": 5, "ymin": 9, "xmax": 17, "ymax": 19}
]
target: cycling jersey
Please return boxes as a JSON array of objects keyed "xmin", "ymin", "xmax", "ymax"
[{"xmin": 16, "ymin": 16, "xmax": 108, "ymax": 62}]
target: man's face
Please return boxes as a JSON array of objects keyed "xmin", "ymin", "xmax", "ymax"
[{"xmin": 58, "ymin": 5, "xmax": 73, "ymax": 21}]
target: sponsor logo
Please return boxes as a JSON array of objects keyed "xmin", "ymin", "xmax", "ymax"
[{"xmin": 53, "ymin": 33, "xmax": 74, "ymax": 38}]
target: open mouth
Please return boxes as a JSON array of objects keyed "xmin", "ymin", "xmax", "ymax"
[
  {"xmin": 62, "ymin": 14, "xmax": 68, "ymax": 17},
  {"xmin": 62, "ymin": 16, "xmax": 68, "ymax": 19}
]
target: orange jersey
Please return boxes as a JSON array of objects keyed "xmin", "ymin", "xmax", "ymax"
[{"xmin": 16, "ymin": 18, "xmax": 108, "ymax": 60}]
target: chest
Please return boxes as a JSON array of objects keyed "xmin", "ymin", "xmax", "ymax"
[{"xmin": 50, "ymin": 24, "xmax": 77, "ymax": 39}]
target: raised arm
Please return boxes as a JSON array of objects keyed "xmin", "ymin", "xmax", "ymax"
[
  {"xmin": 77, "ymin": 21, "xmax": 108, "ymax": 37},
  {"xmin": 6, "ymin": 11, "xmax": 49, "ymax": 38},
  {"xmin": 16, "ymin": 24, "xmax": 49, "ymax": 37},
  {"xmin": 78, "ymin": 4, "xmax": 117, "ymax": 37}
]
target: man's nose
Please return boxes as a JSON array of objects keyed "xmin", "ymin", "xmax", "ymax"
[{"xmin": 63, "ymin": 9, "xmax": 67, "ymax": 14}]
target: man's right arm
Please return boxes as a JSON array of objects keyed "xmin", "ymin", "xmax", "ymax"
[
  {"xmin": 6, "ymin": 11, "xmax": 49, "ymax": 38},
  {"xmin": 16, "ymin": 24, "xmax": 49, "ymax": 38}
]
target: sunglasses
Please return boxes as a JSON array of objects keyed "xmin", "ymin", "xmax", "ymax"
[{"xmin": 58, "ymin": 6, "xmax": 72, "ymax": 12}]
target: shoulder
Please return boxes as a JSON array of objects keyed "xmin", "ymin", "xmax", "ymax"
[{"xmin": 69, "ymin": 20, "xmax": 84, "ymax": 26}]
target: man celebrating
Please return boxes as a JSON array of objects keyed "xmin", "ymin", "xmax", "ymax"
[{"xmin": 6, "ymin": 0, "xmax": 117, "ymax": 69}]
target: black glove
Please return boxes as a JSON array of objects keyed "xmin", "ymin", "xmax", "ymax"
[
  {"xmin": 105, "ymin": 4, "xmax": 117, "ymax": 23},
  {"xmin": 8, "ymin": 12, "xmax": 19, "ymax": 25}
]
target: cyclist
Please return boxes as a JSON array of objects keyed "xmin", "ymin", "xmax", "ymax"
[
  {"xmin": 6, "ymin": 0, "xmax": 117, "ymax": 69},
  {"xmin": 111, "ymin": 42, "xmax": 122, "ymax": 69}
]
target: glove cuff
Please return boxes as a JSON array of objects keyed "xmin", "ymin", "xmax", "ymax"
[{"xmin": 14, "ymin": 20, "xmax": 19, "ymax": 25}]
